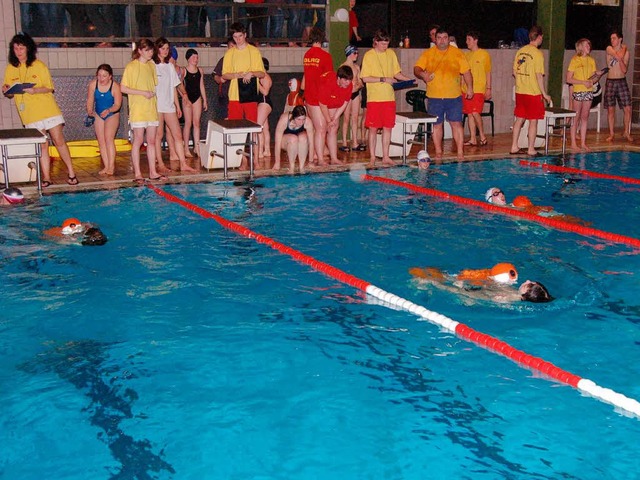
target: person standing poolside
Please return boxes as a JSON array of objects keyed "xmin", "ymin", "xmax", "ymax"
[
  {"xmin": 361, "ymin": 29, "xmax": 412, "ymax": 167},
  {"xmin": 153, "ymin": 38, "xmax": 196, "ymax": 174},
  {"xmin": 86, "ymin": 64, "xmax": 122, "ymax": 176},
  {"xmin": 566, "ymin": 38, "xmax": 604, "ymax": 152},
  {"xmin": 414, "ymin": 26, "xmax": 473, "ymax": 160},
  {"xmin": 181, "ymin": 48, "xmax": 208, "ymax": 160},
  {"xmin": 509, "ymin": 25, "xmax": 551, "ymax": 157},
  {"xmin": 318, "ymin": 65, "xmax": 353, "ymax": 165},
  {"xmin": 302, "ymin": 27, "xmax": 334, "ymax": 166},
  {"xmin": 463, "ymin": 31, "xmax": 491, "ymax": 147},
  {"xmin": 340, "ymin": 44, "xmax": 364, "ymax": 152},
  {"xmin": 222, "ymin": 22, "xmax": 266, "ymax": 124},
  {"xmin": 348, "ymin": 0, "xmax": 361, "ymax": 43},
  {"xmin": 120, "ymin": 39, "xmax": 164, "ymax": 185},
  {"xmin": 256, "ymin": 57, "xmax": 273, "ymax": 164},
  {"xmin": 273, "ymin": 105, "xmax": 310, "ymax": 174},
  {"xmin": 604, "ymin": 30, "xmax": 633, "ymax": 143},
  {"xmin": 2, "ymin": 33, "xmax": 78, "ymax": 188}
]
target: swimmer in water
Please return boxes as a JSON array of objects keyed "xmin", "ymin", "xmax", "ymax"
[
  {"xmin": 0, "ymin": 187, "xmax": 25, "ymax": 206},
  {"xmin": 410, "ymin": 262, "xmax": 519, "ymax": 287},
  {"xmin": 410, "ymin": 265, "xmax": 552, "ymax": 304},
  {"xmin": 485, "ymin": 187, "xmax": 589, "ymax": 225},
  {"xmin": 44, "ymin": 218, "xmax": 108, "ymax": 246}
]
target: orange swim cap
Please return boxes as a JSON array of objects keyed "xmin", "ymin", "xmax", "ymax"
[
  {"xmin": 512, "ymin": 196, "xmax": 533, "ymax": 208},
  {"xmin": 489, "ymin": 263, "xmax": 518, "ymax": 284},
  {"xmin": 61, "ymin": 218, "xmax": 83, "ymax": 235}
]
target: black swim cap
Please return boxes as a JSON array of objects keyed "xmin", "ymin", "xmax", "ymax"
[{"xmin": 81, "ymin": 227, "xmax": 108, "ymax": 246}]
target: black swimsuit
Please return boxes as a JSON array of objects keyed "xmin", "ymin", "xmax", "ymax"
[
  {"xmin": 284, "ymin": 122, "xmax": 305, "ymax": 136},
  {"xmin": 184, "ymin": 69, "xmax": 202, "ymax": 103}
]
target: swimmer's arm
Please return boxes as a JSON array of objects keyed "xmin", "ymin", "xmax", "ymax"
[{"xmin": 273, "ymin": 114, "xmax": 288, "ymax": 164}]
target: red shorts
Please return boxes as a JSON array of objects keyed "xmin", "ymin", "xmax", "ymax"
[
  {"xmin": 228, "ymin": 101, "xmax": 258, "ymax": 123},
  {"xmin": 364, "ymin": 101, "xmax": 396, "ymax": 129},
  {"xmin": 514, "ymin": 93, "xmax": 545, "ymax": 120},
  {"xmin": 462, "ymin": 93, "xmax": 485, "ymax": 114}
]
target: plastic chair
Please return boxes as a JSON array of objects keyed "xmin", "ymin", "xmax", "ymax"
[
  {"xmin": 462, "ymin": 100, "xmax": 495, "ymax": 136},
  {"xmin": 405, "ymin": 89, "xmax": 429, "ymax": 140}
]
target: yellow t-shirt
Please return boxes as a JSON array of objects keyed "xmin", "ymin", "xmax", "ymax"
[
  {"xmin": 3, "ymin": 60, "xmax": 61, "ymax": 125},
  {"xmin": 121, "ymin": 59, "xmax": 158, "ymax": 123},
  {"xmin": 568, "ymin": 54, "xmax": 596, "ymax": 93},
  {"xmin": 513, "ymin": 44, "xmax": 545, "ymax": 96},
  {"xmin": 464, "ymin": 48, "xmax": 491, "ymax": 94},
  {"xmin": 360, "ymin": 49, "xmax": 401, "ymax": 103},
  {"xmin": 222, "ymin": 45, "xmax": 265, "ymax": 102},
  {"xmin": 414, "ymin": 46, "xmax": 470, "ymax": 99}
]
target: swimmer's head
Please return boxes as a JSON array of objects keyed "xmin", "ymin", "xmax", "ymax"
[
  {"xmin": 81, "ymin": 227, "xmax": 107, "ymax": 246},
  {"xmin": 519, "ymin": 280, "xmax": 553, "ymax": 303},
  {"xmin": 61, "ymin": 218, "xmax": 83, "ymax": 235},
  {"xmin": 417, "ymin": 150, "xmax": 430, "ymax": 169},
  {"xmin": 485, "ymin": 187, "xmax": 506, "ymax": 206},
  {"xmin": 489, "ymin": 263, "xmax": 518, "ymax": 284},
  {"xmin": 3, "ymin": 187, "xmax": 24, "ymax": 204},
  {"xmin": 512, "ymin": 195, "xmax": 533, "ymax": 208}
]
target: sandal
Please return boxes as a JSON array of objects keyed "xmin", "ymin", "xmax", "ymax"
[
  {"xmin": 479, "ymin": 138, "xmax": 488, "ymax": 146},
  {"xmin": 355, "ymin": 144, "xmax": 367, "ymax": 151},
  {"xmin": 41, "ymin": 180, "xmax": 52, "ymax": 188},
  {"xmin": 148, "ymin": 175, "xmax": 168, "ymax": 182},
  {"xmin": 339, "ymin": 146, "xmax": 351, "ymax": 152},
  {"xmin": 66, "ymin": 175, "xmax": 79, "ymax": 186},
  {"xmin": 463, "ymin": 141, "xmax": 477, "ymax": 147}
]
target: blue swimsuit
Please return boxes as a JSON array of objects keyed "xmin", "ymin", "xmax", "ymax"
[{"xmin": 94, "ymin": 81, "xmax": 116, "ymax": 119}]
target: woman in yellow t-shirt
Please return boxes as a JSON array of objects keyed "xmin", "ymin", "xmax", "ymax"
[
  {"xmin": 2, "ymin": 33, "xmax": 78, "ymax": 187},
  {"xmin": 566, "ymin": 38, "xmax": 604, "ymax": 152}
]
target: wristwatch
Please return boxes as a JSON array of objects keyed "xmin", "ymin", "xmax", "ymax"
[{"xmin": 380, "ymin": 77, "xmax": 384, "ymax": 83}]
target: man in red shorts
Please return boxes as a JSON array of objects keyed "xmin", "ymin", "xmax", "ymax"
[
  {"xmin": 509, "ymin": 25, "xmax": 551, "ymax": 156},
  {"xmin": 318, "ymin": 65, "xmax": 354, "ymax": 165},
  {"xmin": 360, "ymin": 29, "xmax": 413, "ymax": 167}
]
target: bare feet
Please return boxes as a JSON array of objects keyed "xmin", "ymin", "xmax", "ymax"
[
  {"xmin": 606, "ymin": 135, "xmax": 614, "ymax": 142},
  {"xmin": 180, "ymin": 164, "xmax": 198, "ymax": 173},
  {"xmin": 580, "ymin": 144, "xmax": 591, "ymax": 152},
  {"xmin": 272, "ymin": 163, "xmax": 281, "ymax": 171},
  {"xmin": 625, "ymin": 134, "xmax": 634, "ymax": 143},
  {"xmin": 330, "ymin": 159, "xmax": 343, "ymax": 165},
  {"xmin": 184, "ymin": 150, "xmax": 194, "ymax": 158},
  {"xmin": 382, "ymin": 157, "xmax": 395, "ymax": 166},
  {"xmin": 262, "ymin": 149, "xmax": 271, "ymax": 157},
  {"xmin": 98, "ymin": 168, "xmax": 109, "ymax": 175},
  {"xmin": 157, "ymin": 163, "xmax": 173, "ymax": 174}
]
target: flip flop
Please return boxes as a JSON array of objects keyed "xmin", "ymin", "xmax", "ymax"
[
  {"xmin": 464, "ymin": 141, "xmax": 477, "ymax": 146},
  {"xmin": 41, "ymin": 180, "xmax": 52, "ymax": 188},
  {"xmin": 148, "ymin": 175, "xmax": 168, "ymax": 182},
  {"xmin": 67, "ymin": 175, "xmax": 79, "ymax": 185},
  {"xmin": 509, "ymin": 149, "xmax": 526, "ymax": 155}
]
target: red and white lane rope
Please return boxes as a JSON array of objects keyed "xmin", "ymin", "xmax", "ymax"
[
  {"xmin": 146, "ymin": 183, "xmax": 640, "ymax": 418},
  {"xmin": 363, "ymin": 174, "xmax": 640, "ymax": 250},
  {"xmin": 520, "ymin": 159, "xmax": 640, "ymax": 185}
]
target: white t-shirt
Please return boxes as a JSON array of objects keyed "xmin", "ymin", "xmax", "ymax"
[{"xmin": 155, "ymin": 62, "xmax": 181, "ymax": 113}]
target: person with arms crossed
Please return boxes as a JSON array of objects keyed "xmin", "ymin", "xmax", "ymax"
[
  {"xmin": 414, "ymin": 26, "xmax": 473, "ymax": 160},
  {"xmin": 360, "ymin": 29, "xmax": 413, "ymax": 167},
  {"xmin": 509, "ymin": 25, "xmax": 551, "ymax": 157},
  {"xmin": 604, "ymin": 30, "xmax": 633, "ymax": 143}
]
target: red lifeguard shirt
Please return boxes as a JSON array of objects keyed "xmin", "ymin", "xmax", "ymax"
[
  {"xmin": 318, "ymin": 71, "xmax": 352, "ymax": 109},
  {"xmin": 303, "ymin": 46, "xmax": 333, "ymax": 106}
]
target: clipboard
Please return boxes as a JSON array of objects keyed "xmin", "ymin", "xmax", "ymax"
[{"xmin": 4, "ymin": 83, "xmax": 35, "ymax": 95}]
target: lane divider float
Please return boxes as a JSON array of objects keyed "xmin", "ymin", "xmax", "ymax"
[
  {"xmin": 363, "ymin": 174, "xmax": 640, "ymax": 250},
  {"xmin": 146, "ymin": 182, "xmax": 640, "ymax": 418},
  {"xmin": 520, "ymin": 160, "xmax": 640, "ymax": 185}
]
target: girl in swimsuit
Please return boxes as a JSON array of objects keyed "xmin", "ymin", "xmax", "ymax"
[
  {"xmin": 86, "ymin": 63, "xmax": 122, "ymax": 175},
  {"xmin": 273, "ymin": 105, "xmax": 310, "ymax": 174},
  {"xmin": 257, "ymin": 57, "xmax": 273, "ymax": 164},
  {"xmin": 181, "ymin": 48, "xmax": 208, "ymax": 159}
]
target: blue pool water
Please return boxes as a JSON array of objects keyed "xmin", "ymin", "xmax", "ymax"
[{"xmin": 2, "ymin": 151, "xmax": 640, "ymax": 479}]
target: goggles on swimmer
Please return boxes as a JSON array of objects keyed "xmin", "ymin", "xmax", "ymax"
[{"xmin": 485, "ymin": 188, "xmax": 502, "ymax": 203}]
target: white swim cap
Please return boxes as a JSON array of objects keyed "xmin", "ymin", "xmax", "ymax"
[
  {"xmin": 485, "ymin": 187, "xmax": 501, "ymax": 203},
  {"xmin": 417, "ymin": 150, "xmax": 430, "ymax": 162}
]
